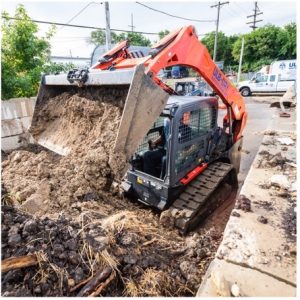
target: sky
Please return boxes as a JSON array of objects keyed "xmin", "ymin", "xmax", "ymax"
[{"xmin": 1, "ymin": 0, "xmax": 297, "ymax": 58}]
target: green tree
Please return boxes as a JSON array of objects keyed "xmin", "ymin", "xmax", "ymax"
[
  {"xmin": 88, "ymin": 29, "xmax": 151, "ymax": 47},
  {"xmin": 1, "ymin": 5, "xmax": 69, "ymax": 100},
  {"xmin": 232, "ymin": 23, "xmax": 296, "ymax": 72},
  {"xmin": 158, "ymin": 29, "xmax": 170, "ymax": 40},
  {"xmin": 88, "ymin": 29, "xmax": 119, "ymax": 45},
  {"xmin": 113, "ymin": 32, "xmax": 151, "ymax": 47},
  {"xmin": 278, "ymin": 22, "xmax": 296, "ymax": 59},
  {"xmin": 201, "ymin": 31, "xmax": 238, "ymax": 68}
]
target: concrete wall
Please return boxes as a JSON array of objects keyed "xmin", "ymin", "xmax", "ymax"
[{"xmin": 1, "ymin": 97, "xmax": 36, "ymax": 151}]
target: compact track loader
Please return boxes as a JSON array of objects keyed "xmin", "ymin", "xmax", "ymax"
[{"xmin": 30, "ymin": 26, "xmax": 247, "ymax": 233}]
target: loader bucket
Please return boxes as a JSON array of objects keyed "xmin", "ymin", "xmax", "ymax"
[{"xmin": 29, "ymin": 64, "xmax": 169, "ymax": 176}]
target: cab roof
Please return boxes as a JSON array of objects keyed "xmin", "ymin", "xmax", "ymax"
[{"xmin": 166, "ymin": 95, "xmax": 217, "ymax": 107}]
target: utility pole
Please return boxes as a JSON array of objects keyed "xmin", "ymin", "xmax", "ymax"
[
  {"xmin": 237, "ymin": 37, "xmax": 245, "ymax": 83},
  {"xmin": 128, "ymin": 13, "xmax": 135, "ymax": 32},
  {"xmin": 104, "ymin": 2, "xmax": 111, "ymax": 51},
  {"xmin": 246, "ymin": 2, "xmax": 263, "ymax": 31},
  {"xmin": 211, "ymin": 1, "xmax": 229, "ymax": 62}
]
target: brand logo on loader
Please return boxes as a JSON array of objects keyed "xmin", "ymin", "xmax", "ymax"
[{"xmin": 212, "ymin": 67, "xmax": 229, "ymax": 95}]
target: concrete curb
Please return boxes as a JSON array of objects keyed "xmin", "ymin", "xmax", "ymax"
[{"xmin": 197, "ymin": 108, "xmax": 296, "ymax": 297}]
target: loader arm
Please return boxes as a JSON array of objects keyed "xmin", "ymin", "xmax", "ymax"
[{"xmin": 94, "ymin": 26, "xmax": 247, "ymax": 141}]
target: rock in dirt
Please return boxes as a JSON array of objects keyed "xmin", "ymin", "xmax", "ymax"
[
  {"xmin": 269, "ymin": 175, "xmax": 290, "ymax": 190},
  {"xmin": 235, "ymin": 195, "xmax": 251, "ymax": 212},
  {"xmin": 159, "ymin": 209, "xmax": 175, "ymax": 229},
  {"xmin": 231, "ymin": 283, "xmax": 240, "ymax": 297},
  {"xmin": 179, "ymin": 261, "xmax": 198, "ymax": 281},
  {"xmin": 257, "ymin": 216, "xmax": 268, "ymax": 224},
  {"xmin": 23, "ymin": 219, "xmax": 38, "ymax": 234},
  {"xmin": 277, "ymin": 137, "xmax": 294, "ymax": 146},
  {"xmin": 231, "ymin": 211, "xmax": 240, "ymax": 217}
]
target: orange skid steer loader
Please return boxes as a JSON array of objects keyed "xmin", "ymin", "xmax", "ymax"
[{"xmin": 30, "ymin": 26, "xmax": 247, "ymax": 233}]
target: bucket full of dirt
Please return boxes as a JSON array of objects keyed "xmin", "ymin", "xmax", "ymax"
[{"xmin": 29, "ymin": 64, "xmax": 169, "ymax": 176}]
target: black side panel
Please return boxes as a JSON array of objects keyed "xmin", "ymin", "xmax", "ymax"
[{"xmin": 169, "ymin": 98, "xmax": 218, "ymax": 186}]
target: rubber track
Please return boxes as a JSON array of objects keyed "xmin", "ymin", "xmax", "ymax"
[{"xmin": 169, "ymin": 162, "xmax": 234, "ymax": 234}]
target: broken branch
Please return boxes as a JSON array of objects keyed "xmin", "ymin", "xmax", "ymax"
[
  {"xmin": 77, "ymin": 267, "xmax": 112, "ymax": 297},
  {"xmin": 88, "ymin": 271, "xmax": 115, "ymax": 297},
  {"xmin": 70, "ymin": 275, "xmax": 93, "ymax": 293},
  {"xmin": 2, "ymin": 254, "xmax": 38, "ymax": 273}
]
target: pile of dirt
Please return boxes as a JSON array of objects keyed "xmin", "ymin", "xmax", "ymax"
[
  {"xmin": 2, "ymin": 90, "xmax": 129, "ymax": 217},
  {"xmin": 1, "ymin": 201, "xmax": 221, "ymax": 296}
]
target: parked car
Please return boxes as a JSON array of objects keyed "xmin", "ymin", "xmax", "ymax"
[
  {"xmin": 175, "ymin": 82, "xmax": 196, "ymax": 95},
  {"xmin": 171, "ymin": 66, "xmax": 189, "ymax": 78},
  {"xmin": 237, "ymin": 59, "xmax": 296, "ymax": 96}
]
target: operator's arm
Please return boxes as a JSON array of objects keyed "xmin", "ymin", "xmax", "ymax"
[
  {"xmin": 148, "ymin": 118, "xmax": 170, "ymax": 150},
  {"xmin": 148, "ymin": 136, "xmax": 162, "ymax": 149}
]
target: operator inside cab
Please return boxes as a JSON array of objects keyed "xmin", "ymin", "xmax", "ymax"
[{"xmin": 143, "ymin": 112, "xmax": 191, "ymax": 179}]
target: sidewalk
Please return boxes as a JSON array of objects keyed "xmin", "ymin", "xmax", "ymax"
[{"xmin": 197, "ymin": 107, "xmax": 296, "ymax": 297}]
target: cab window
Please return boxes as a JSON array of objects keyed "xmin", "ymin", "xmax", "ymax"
[
  {"xmin": 256, "ymin": 75, "xmax": 268, "ymax": 83},
  {"xmin": 270, "ymin": 75, "xmax": 276, "ymax": 82}
]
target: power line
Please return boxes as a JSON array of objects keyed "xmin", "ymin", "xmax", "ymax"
[
  {"xmin": 6, "ymin": 17, "xmax": 159, "ymax": 35},
  {"xmin": 58, "ymin": 2, "xmax": 102, "ymax": 32},
  {"xmin": 246, "ymin": 2, "xmax": 263, "ymax": 31},
  {"xmin": 223, "ymin": 5, "xmax": 238, "ymax": 20},
  {"xmin": 136, "ymin": 1, "xmax": 215, "ymax": 23},
  {"xmin": 233, "ymin": 2, "xmax": 249, "ymax": 15},
  {"xmin": 7, "ymin": 16, "xmax": 209, "ymax": 39},
  {"xmin": 210, "ymin": 1, "xmax": 229, "ymax": 61}
]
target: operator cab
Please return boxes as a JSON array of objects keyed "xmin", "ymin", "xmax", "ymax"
[
  {"xmin": 125, "ymin": 96, "xmax": 218, "ymax": 209},
  {"xmin": 125, "ymin": 96, "xmax": 227, "ymax": 209},
  {"xmin": 131, "ymin": 96, "xmax": 219, "ymax": 182}
]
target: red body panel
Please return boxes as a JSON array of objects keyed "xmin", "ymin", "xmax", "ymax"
[{"xmin": 180, "ymin": 163, "xmax": 208, "ymax": 185}]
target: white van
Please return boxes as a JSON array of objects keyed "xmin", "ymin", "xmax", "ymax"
[{"xmin": 238, "ymin": 60, "xmax": 296, "ymax": 96}]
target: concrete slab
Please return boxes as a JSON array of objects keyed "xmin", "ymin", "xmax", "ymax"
[
  {"xmin": 1, "ymin": 135, "xmax": 21, "ymax": 151},
  {"xmin": 1, "ymin": 119, "xmax": 23, "ymax": 138},
  {"xmin": 216, "ymin": 132, "xmax": 296, "ymax": 285},
  {"xmin": 197, "ymin": 259, "xmax": 296, "ymax": 297},
  {"xmin": 198, "ymin": 108, "xmax": 296, "ymax": 296},
  {"xmin": 20, "ymin": 116, "xmax": 32, "ymax": 131},
  {"xmin": 1, "ymin": 98, "xmax": 36, "ymax": 120}
]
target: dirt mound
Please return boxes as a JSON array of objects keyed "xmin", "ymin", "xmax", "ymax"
[{"xmin": 1, "ymin": 202, "xmax": 220, "ymax": 296}]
